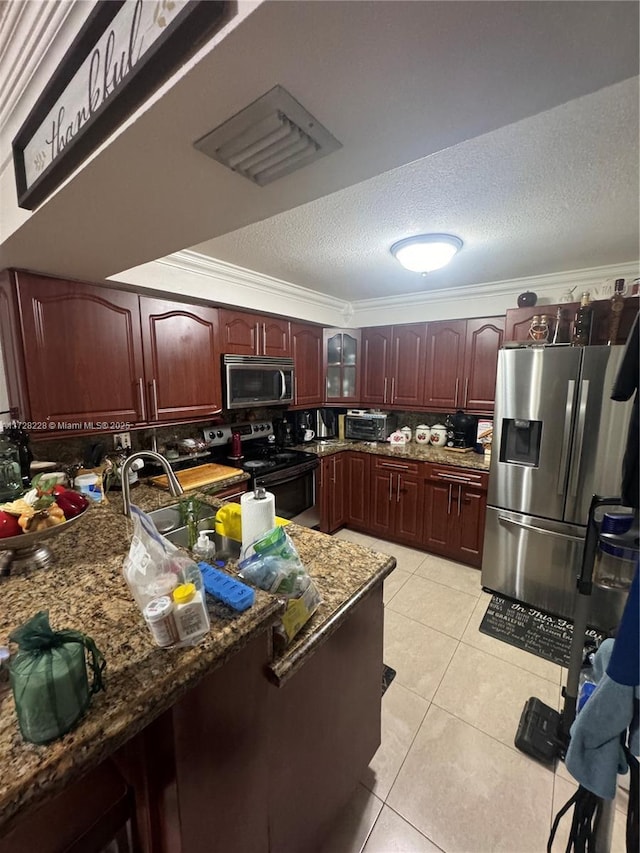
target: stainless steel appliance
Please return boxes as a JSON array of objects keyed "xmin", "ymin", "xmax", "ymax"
[
  {"xmin": 315, "ymin": 408, "xmax": 338, "ymax": 439},
  {"xmin": 202, "ymin": 422, "xmax": 319, "ymax": 524},
  {"xmin": 482, "ymin": 344, "xmax": 634, "ymax": 630},
  {"xmin": 223, "ymin": 355, "xmax": 294, "ymax": 409},
  {"xmin": 345, "ymin": 411, "xmax": 397, "ymax": 441}
]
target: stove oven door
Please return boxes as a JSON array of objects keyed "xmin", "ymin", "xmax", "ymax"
[{"xmin": 255, "ymin": 459, "xmax": 318, "ymax": 525}]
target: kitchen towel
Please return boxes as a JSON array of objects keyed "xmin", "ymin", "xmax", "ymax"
[{"xmin": 241, "ymin": 490, "xmax": 276, "ymax": 560}]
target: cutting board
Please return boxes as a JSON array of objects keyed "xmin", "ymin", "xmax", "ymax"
[{"xmin": 150, "ymin": 463, "xmax": 243, "ymax": 491}]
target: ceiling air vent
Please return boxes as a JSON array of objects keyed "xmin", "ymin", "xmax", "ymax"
[{"xmin": 194, "ymin": 85, "xmax": 342, "ymax": 186}]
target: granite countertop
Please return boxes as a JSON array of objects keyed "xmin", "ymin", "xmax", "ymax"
[
  {"xmin": 0, "ymin": 476, "xmax": 395, "ymax": 832},
  {"xmin": 298, "ymin": 439, "xmax": 491, "ymax": 472}
]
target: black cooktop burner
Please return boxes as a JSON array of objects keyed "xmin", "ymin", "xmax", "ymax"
[
  {"xmin": 272, "ymin": 452, "xmax": 298, "ymax": 462},
  {"xmin": 243, "ymin": 459, "xmax": 277, "ymax": 470}
]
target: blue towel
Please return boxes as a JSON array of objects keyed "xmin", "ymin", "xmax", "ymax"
[{"xmin": 565, "ymin": 638, "xmax": 639, "ymax": 799}]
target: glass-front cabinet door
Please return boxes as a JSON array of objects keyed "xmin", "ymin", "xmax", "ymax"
[{"xmin": 323, "ymin": 329, "xmax": 361, "ymax": 403}]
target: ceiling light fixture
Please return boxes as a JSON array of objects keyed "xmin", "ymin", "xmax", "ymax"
[{"xmin": 390, "ymin": 234, "xmax": 463, "ymax": 274}]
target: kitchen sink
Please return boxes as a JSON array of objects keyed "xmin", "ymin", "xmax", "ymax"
[
  {"xmin": 146, "ymin": 502, "xmax": 215, "ymax": 535},
  {"xmin": 147, "ymin": 503, "xmax": 241, "ymax": 562}
]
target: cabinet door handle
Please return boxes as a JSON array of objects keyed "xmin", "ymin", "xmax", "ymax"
[
  {"xmin": 382, "ymin": 462, "xmax": 411, "ymax": 470},
  {"xmin": 388, "ymin": 473, "xmax": 393, "ymax": 500},
  {"xmin": 463, "ymin": 377, "xmax": 469, "ymax": 408},
  {"xmin": 262, "ymin": 322, "xmax": 266, "ymax": 356},
  {"xmin": 137, "ymin": 378, "xmax": 147, "ymax": 420},
  {"xmin": 254, "ymin": 323, "xmax": 260, "ymax": 355},
  {"xmin": 447, "ymin": 483, "xmax": 452, "ymax": 514},
  {"xmin": 457, "ymin": 485, "xmax": 462, "ymax": 516},
  {"xmin": 383, "ymin": 377, "xmax": 388, "ymax": 404},
  {"xmin": 435, "ymin": 472, "xmax": 478, "ymax": 485},
  {"xmin": 150, "ymin": 379, "xmax": 159, "ymax": 420},
  {"xmin": 396, "ymin": 474, "xmax": 401, "ymax": 502},
  {"xmin": 454, "ymin": 377, "xmax": 459, "ymax": 408},
  {"xmin": 391, "ymin": 377, "xmax": 396, "ymax": 404},
  {"xmin": 332, "ymin": 457, "xmax": 337, "ymax": 484}
]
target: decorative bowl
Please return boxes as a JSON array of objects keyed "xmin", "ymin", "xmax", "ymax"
[{"xmin": 0, "ymin": 510, "xmax": 88, "ymax": 575}]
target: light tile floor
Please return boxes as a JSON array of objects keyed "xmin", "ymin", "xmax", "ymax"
[{"xmin": 319, "ymin": 532, "xmax": 629, "ymax": 853}]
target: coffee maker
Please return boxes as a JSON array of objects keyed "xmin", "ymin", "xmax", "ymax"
[
  {"xmin": 451, "ymin": 411, "xmax": 478, "ymax": 449},
  {"xmin": 292, "ymin": 411, "xmax": 314, "ymax": 444},
  {"xmin": 274, "ymin": 417, "xmax": 295, "ymax": 447}
]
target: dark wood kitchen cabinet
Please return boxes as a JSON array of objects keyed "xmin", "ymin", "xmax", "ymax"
[
  {"xmin": 360, "ymin": 324, "xmax": 427, "ymax": 408},
  {"xmin": 139, "ymin": 297, "xmax": 222, "ymax": 422},
  {"xmin": 318, "ymin": 452, "xmax": 346, "ymax": 534},
  {"xmin": 0, "ymin": 271, "xmax": 145, "ymax": 428},
  {"xmin": 423, "ymin": 464, "xmax": 488, "ymax": 567},
  {"xmin": 369, "ymin": 456, "xmax": 424, "ymax": 546},
  {"xmin": 504, "ymin": 298, "xmax": 638, "ymax": 346},
  {"xmin": 346, "ymin": 451, "xmax": 370, "ymax": 530},
  {"xmin": 0, "ymin": 271, "xmax": 224, "ymax": 432},
  {"xmin": 424, "ymin": 317, "xmax": 504, "ymax": 414},
  {"xmin": 219, "ymin": 308, "xmax": 290, "ymax": 357},
  {"xmin": 323, "ymin": 328, "xmax": 361, "ymax": 404},
  {"xmin": 290, "ymin": 322, "xmax": 324, "ymax": 407}
]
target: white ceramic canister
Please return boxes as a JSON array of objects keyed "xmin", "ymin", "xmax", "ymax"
[
  {"xmin": 415, "ymin": 425, "xmax": 431, "ymax": 444},
  {"xmin": 74, "ymin": 472, "xmax": 102, "ymax": 501},
  {"xmin": 389, "ymin": 430, "xmax": 408, "ymax": 445},
  {"xmin": 430, "ymin": 424, "xmax": 447, "ymax": 447},
  {"xmin": 400, "ymin": 426, "xmax": 412, "ymax": 443}
]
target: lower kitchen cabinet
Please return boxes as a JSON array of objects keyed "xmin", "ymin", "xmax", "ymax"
[
  {"xmin": 369, "ymin": 457, "xmax": 423, "ymax": 546},
  {"xmin": 346, "ymin": 451, "xmax": 370, "ymax": 530},
  {"xmin": 423, "ymin": 465, "xmax": 488, "ymax": 567},
  {"xmin": 318, "ymin": 453, "xmax": 346, "ymax": 534}
]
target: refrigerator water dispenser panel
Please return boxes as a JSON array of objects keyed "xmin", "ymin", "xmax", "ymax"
[{"xmin": 499, "ymin": 419, "xmax": 542, "ymax": 467}]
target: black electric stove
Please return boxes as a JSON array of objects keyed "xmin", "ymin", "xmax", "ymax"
[{"xmin": 202, "ymin": 422, "xmax": 319, "ymax": 520}]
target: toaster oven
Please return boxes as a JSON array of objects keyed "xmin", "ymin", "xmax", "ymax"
[{"xmin": 345, "ymin": 412, "xmax": 397, "ymax": 441}]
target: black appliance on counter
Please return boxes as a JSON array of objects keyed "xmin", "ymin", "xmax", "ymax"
[
  {"xmin": 202, "ymin": 422, "xmax": 319, "ymax": 522},
  {"xmin": 273, "ymin": 417, "xmax": 295, "ymax": 447},
  {"xmin": 291, "ymin": 410, "xmax": 315, "ymax": 444},
  {"xmin": 449, "ymin": 410, "xmax": 478, "ymax": 448}
]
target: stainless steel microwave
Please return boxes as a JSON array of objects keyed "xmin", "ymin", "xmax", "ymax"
[
  {"xmin": 223, "ymin": 355, "xmax": 294, "ymax": 409},
  {"xmin": 345, "ymin": 412, "xmax": 397, "ymax": 441}
]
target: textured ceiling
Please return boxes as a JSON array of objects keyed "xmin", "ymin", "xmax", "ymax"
[
  {"xmin": 192, "ymin": 77, "xmax": 640, "ymax": 301},
  {"xmin": 1, "ymin": 0, "xmax": 639, "ymax": 292}
]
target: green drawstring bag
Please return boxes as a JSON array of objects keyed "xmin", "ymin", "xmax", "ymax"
[{"xmin": 9, "ymin": 611, "xmax": 106, "ymax": 744}]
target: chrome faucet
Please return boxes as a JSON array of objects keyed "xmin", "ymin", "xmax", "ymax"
[{"xmin": 121, "ymin": 451, "xmax": 183, "ymax": 517}]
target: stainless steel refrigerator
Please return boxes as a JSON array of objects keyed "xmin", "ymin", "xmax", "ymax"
[{"xmin": 481, "ymin": 344, "xmax": 633, "ymax": 631}]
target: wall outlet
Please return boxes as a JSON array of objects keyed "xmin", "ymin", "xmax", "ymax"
[{"xmin": 113, "ymin": 432, "xmax": 131, "ymax": 450}]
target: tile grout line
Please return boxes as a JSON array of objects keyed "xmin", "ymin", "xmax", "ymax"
[{"xmin": 456, "ymin": 636, "xmax": 563, "ymax": 687}]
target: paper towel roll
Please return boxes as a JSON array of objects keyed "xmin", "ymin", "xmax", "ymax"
[{"xmin": 241, "ymin": 490, "xmax": 276, "ymax": 559}]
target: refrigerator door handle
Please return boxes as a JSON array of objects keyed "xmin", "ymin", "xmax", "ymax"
[
  {"xmin": 569, "ymin": 380, "xmax": 589, "ymax": 497},
  {"xmin": 497, "ymin": 514, "xmax": 585, "ymax": 543},
  {"xmin": 557, "ymin": 380, "xmax": 575, "ymax": 495}
]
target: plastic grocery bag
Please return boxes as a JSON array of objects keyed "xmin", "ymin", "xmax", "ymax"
[
  {"xmin": 238, "ymin": 526, "xmax": 321, "ymax": 645},
  {"xmin": 123, "ymin": 505, "xmax": 209, "ymax": 647},
  {"xmin": 9, "ymin": 611, "xmax": 105, "ymax": 744}
]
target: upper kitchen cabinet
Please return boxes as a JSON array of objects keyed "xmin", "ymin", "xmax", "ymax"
[
  {"xmin": 504, "ymin": 304, "xmax": 577, "ymax": 343},
  {"xmin": 323, "ymin": 329, "xmax": 360, "ymax": 404},
  {"xmin": 139, "ymin": 297, "xmax": 222, "ymax": 422},
  {"xmin": 1, "ymin": 271, "xmax": 145, "ymax": 428},
  {"xmin": 219, "ymin": 309, "xmax": 291, "ymax": 357},
  {"xmin": 290, "ymin": 323, "xmax": 324, "ymax": 407},
  {"xmin": 424, "ymin": 317, "xmax": 504, "ymax": 414},
  {"xmin": 361, "ymin": 324, "xmax": 427, "ymax": 408},
  {"xmin": 504, "ymin": 298, "xmax": 638, "ymax": 346}
]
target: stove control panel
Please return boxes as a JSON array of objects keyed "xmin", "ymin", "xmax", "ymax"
[{"xmin": 202, "ymin": 422, "xmax": 273, "ymax": 447}]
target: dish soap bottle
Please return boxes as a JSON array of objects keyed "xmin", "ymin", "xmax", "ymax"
[
  {"xmin": 572, "ymin": 292, "xmax": 593, "ymax": 347},
  {"xmin": 192, "ymin": 530, "xmax": 216, "ymax": 561}
]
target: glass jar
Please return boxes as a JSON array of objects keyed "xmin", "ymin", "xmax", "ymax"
[{"xmin": 0, "ymin": 432, "xmax": 23, "ymax": 502}]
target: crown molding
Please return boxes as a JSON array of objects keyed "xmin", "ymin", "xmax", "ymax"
[
  {"xmin": 351, "ymin": 260, "xmax": 640, "ymax": 325},
  {"xmin": 111, "ymin": 249, "xmax": 353, "ymax": 327},
  {"xmin": 111, "ymin": 250, "xmax": 638, "ymax": 329}
]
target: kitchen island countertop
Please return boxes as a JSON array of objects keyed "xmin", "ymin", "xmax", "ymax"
[{"xmin": 0, "ymin": 481, "xmax": 395, "ymax": 834}]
